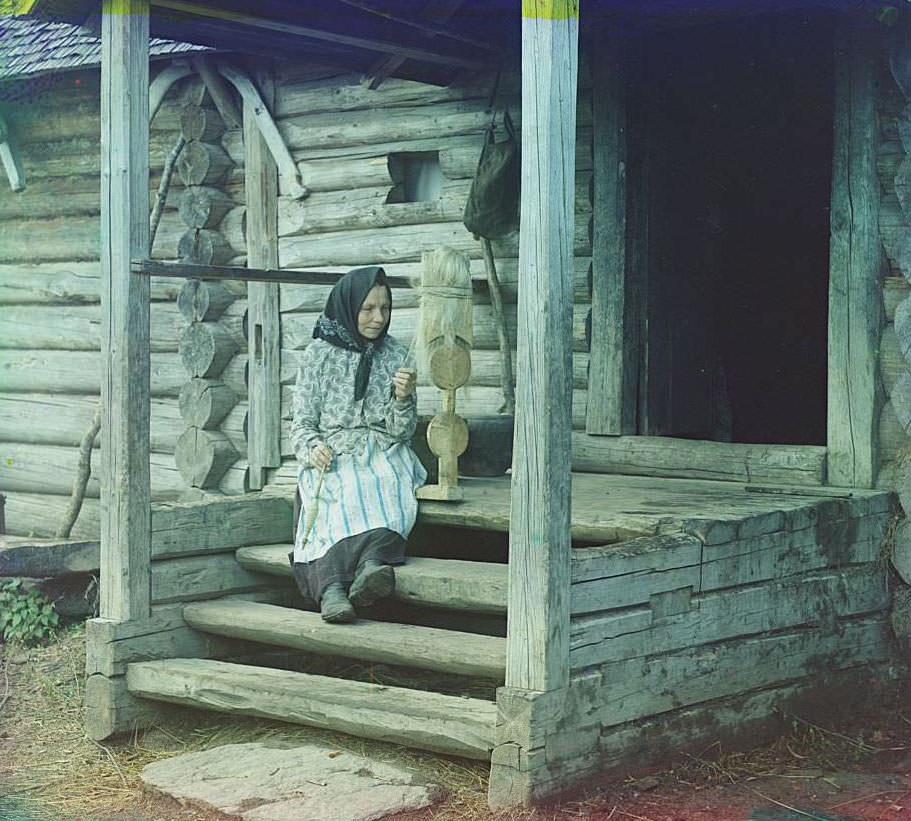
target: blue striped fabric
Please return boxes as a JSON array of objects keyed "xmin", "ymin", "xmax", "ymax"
[{"xmin": 293, "ymin": 437, "xmax": 427, "ymax": 563}]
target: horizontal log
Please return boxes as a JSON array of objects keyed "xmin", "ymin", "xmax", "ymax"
[
  {"xmin": 885, "ymin": 276, "xmax": 910, "ymax": 320},
  {"xmin": 880, "ymin": 324, "xmax": 909, "ymax": 394},
  {"xmin": 126, "ymin": 658, "xmax": 496, "ymax": 759},
  {"xmin": 0, "ymin": 350, "xmax": 246, "ymax": 399},
  {"xmin": 218, "ymin": 458, "xmax": 250, "ymax": 495},
  {"xmin": 177, "ymin": 140, "xmax": 234, "ymax": 187},
  {"xmin": 85, "ymin": 672, "xmax": 167, "ymax": 742},
  {"xmin": 0, "ymin": 443, "xmax": 184, "ymax": 500},
  {"xmin": 179, "ymin": 321, "xmax": 239, "ymax": 378},
  {"xmin": 176, "ymin": 278, "xmax": 236, "ymax": 321},
  {"xmin": 569, "ymin": 566, "xmax": 889, "ymax": 671},
  {"xmin": 177, "ymin": 186, "xmax": 235, "ymax": 229},
  {"xmin": 280, "ymin": 348, "xmax": 590, "ymax": 389},
  {"xmin": 0, "ymin": 535, "xmax": 100, "ymax": 576},
  {"xmin": 151, "ymin": 553, "xmax": 273, "ymax": 604},
  {"xmin": 570, "ymin": 432, "xmax": 827, "ymax": 486},
  {"xmin": 277, "ymin": 175, "xmax": 590, "ymax": 238},
  {"xmin": 440, "ymin": 131, "xmax": 593, "ymax": 179},
  {"xmin": 297, "ymin": 154, "xmax": 402, "ymax": 192},
  {"xmin": 178, "ymin": 379, "xmax": 236, "ymax": 428},
  {"xmin": 0, "ymin": 392, "xmax": 185, "ymax": 453},
  {"xmin": 180, "ymin": 105, "xmax": 226, "ymax": 143},
  {"xmin": 1, "ymin": 492, "xmax": 100, "ymax": 538},
  {"xmin": 281, "ymin": 303, "xmax": 591, "ymax": 353},
  {"xmin": 0, "ymin": 181, "xmax": 100, "ymax": 220},
  {"xmin": 178, "ymin": 228, "xmax": 235, "ymax": 266},
  {"xmin": 880, "ymin": 400, "xmax": 911, "ymax": 460},
  {"xmin": 279, "ymin": 218, "xmax": 591, "ymax": 268},
  {"xmin": 219, "ymin": 401, "xmax": 247, "ymax": 456},
  {"xmin": 150, "ymin": 492, "xmax": 292, "ymax": 559},
  {"xmin": 182, "ymin": 599, "xmax": 506, "ymax": 678},
  {"xmin": 0, "ymin": 302, "xmax": 184, "ymax": 352},
  {"xmin": 174, "ymin": 427, "xmax": 238, "ymax": 488},
  {"xmin": 0, "ymin": 214, "xmax": 99, "ymax": 262},
  {"xmin": 277, "ymin": 256, "xmax": 592, "ymax": 311},
  {"xmin": 0, "ymin": 261, "xmax": 198, "ymax": 305}
]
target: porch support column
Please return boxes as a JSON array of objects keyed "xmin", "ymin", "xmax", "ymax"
[
  {"xmin": 100, "ymin": 0, "xmax": 151, "ymax": 620},
  {"xmin": 490, "ymin": 1, "xmax": 579, "ymax": 806},
  {"xmin": 828, "ymin": 20, "xmax": 882, "ymax": 488}
]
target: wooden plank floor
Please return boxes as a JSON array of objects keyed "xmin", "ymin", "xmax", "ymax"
[{"xmin": 417, "ymin": 473, "xmax": 892, "ymax": 545}]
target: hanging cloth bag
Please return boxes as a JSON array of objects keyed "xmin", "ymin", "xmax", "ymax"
[{"xmin": 462, "ymin": 110, "xmax": 520, "ymax": 240}]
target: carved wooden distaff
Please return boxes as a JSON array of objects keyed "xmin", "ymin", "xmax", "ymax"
[{"xmin": 414, "ymin": 247, "xmax": 473, "ymax": 502}]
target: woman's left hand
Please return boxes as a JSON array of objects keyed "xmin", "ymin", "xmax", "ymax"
[{"xmin": 393, "ymin": 368, "xmax": 417, "ymax": 400}]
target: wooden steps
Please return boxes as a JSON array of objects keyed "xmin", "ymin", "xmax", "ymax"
[
  {"xmin": 126, "ymin": 658, "xmax": 496, "ymax": 760},
  {"xmin": 235, "ymin": 545, "xmax": 508, "ymax": 614},
  {"xmin": 182, "ymin": 599, "xmax": 506, "ymax": 679}
]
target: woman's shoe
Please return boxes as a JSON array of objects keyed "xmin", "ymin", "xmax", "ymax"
[
  {"xmin": 349, "ymin": 562, "xmax": 395, "ymax": 609},
  {"xmin": 320, "ymin": 583, "xmax": 355, "ymax": 623}
]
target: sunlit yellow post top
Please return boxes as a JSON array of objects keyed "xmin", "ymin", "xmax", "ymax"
[
  {"xmin": 521, "ymin": 0, "xmax": 579, "ymax": 20},
  {"xmin": 102, "ymin": 0, "xmax": 150, "ymax": 13}
]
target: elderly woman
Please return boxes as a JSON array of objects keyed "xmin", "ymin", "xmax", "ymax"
[{"xmin": 289, "ymin": 265, "xmax": 427, "ymax": 623}]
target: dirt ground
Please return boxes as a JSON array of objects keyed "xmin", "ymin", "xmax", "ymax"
[{"xmin": 1, "ymin": 626, "xmax": 910, "ymax": 821}]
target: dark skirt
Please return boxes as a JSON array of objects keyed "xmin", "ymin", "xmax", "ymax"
[{"xmin": 288, "ymin": 527, "xmax": 406, "ymax": 608}]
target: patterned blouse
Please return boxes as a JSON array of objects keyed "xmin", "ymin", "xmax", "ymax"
[{"xmin": 289, "ymin": 336, "xmax": 419, "ymax": 468}]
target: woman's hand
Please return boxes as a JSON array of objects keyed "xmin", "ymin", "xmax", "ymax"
[
  {"xmin": 393, "ymin": 368, "xmax": 417, "ymax": 400},
  {"xmin": 310, "ymin": 443, "xmax": 333, "ymax": 471}
]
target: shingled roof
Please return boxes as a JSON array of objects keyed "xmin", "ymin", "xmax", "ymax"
[{"xmin": 0, "ymin": 15, "xmax": 206, "ymax": 80}]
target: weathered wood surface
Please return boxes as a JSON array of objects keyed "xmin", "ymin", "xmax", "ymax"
[
  {"xmin": 0, "ymin": 262, "xmax": 186, "ymax": 304},
  {"xmin": 176, "ymin": 278, "xmax": 236, "ymax": 321},
  {"xmin": 127, "ymin": 658, "xmax": 496, "ymax": 759},
  {"xmin": 85, "ymin": 672, "xmax": 167, "ymax": 741},
  {"xmin": 179, "ymin": 321, "xmax": 238, "ymax": 378},
  {"xmin": 245, "ymin": 66, "xmax": 282, "ymax": 491},
  {"xmin": 828, "ymin": 23, "xmax": 882, "ymax": 488},
  {"xmin": 178, "ymin": 186, "xmax": 234, "ymax": 229},
  {"xmin": 880, "ymin": 400, "xmax": 911, "ymax": 460},
  {"xmin": 885, "ymin": 276, "xmax": 910, "ymax": 320},
  {"xmin": 235, "ymin": 546, "xmax": 509, "ymax": 614},
  {"xmin": 880, "ymin": 325, "xmax": 907, "ymax": 394},
  {"xmin": 151, "ymin": 554, "xmax": 274, "ymax": 604},
  {"xmin": 177, "ymin": 228, "xmax": 235, "ymax": 266},
  {"xmin": 2, "ymin": 492, "xmax": 100, "ymax": 539},
  {"xmin": 179, "ymin": 105, "xmax": 226, "ymax": 143},
  {"xmin": 178, "ymin": 379, "xmax": 235, "ymax": 429},
  {"xmin": 0, "ymin": 443, "xmax": 183, "ymax": 500},
  {"xmin": 0, "ymin": 303, "xmax": 184, "ymax": 352},
  {"xmin": 0, "ymin": 350, "xmax": 246, "ymax": 399},
  {"xmin": 177, "ymin": 140, "xmax": 233, "ymax": 187},
  {"xmin": 150, "ymin": 493, "xmax": 291, "ymax": 559},
  {"xmin": 278, "ymin": 218, "xmax": 591, "ymax": 269},
  {"xmin": 99, "ymin": 0, "xmax": 151, "ymax": 621},
  {"xmin": 174, "ymin": 427, "xmax": 238, "ymax": 488},
  {"xmin": 570, "ymin": 432, "xmax": 827, "ymax": 486},
  {"xmin": 183, "ymin": 599, "xmax": 506, "ymax": 678},
  {"xmin": 587, "ymin": 47, "xmax": 636, "ymax": 435},
  {"xmin": 0, "ymin": 536, "xmax": 101, "ymax": 576},
  {"xmin": 569, "ymin": 565, "xmax": 889, "ymax": 671},
  {"xmin": 892, "ymin": 519, "xmax": 911, "ymax": 584}
]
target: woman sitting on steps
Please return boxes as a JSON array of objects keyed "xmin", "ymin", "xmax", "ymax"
[{"xmin": 289, "ymin": 265, "xmax": 427, "ymax": 623}]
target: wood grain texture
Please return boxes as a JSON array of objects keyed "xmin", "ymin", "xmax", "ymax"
[
  {"xmin": 586, "ymin": 46, "xmax": 636, "ymax": 435},
  {"xmin": 506, "ymin": 9, "xmax": 579, "ymax": 693},
  {"xmin": 828, "ymin": 22, "xmax": 882, "ymax": 488},
  {"xmin": 244, "ymin": 67, "xmax": 282, "ymax": 490},
  {"xmin": 126, "ymin": 658, "xmax": 496, "ymax": 759},
  {"xmin": 183, "ymin": 599, "xmax": 506, "ymax": 678},
  {"xmin": 99, "ymin": 0, "xmax": 151, "ymax": 620}
]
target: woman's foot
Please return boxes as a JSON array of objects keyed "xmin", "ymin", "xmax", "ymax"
[
  {"xmin": 349, "ymin": 562, "xmax": 395, "ymax": 609},
  {"xmin": 320, "ymin": 583, "xmax": 355, "ymax": 623}
]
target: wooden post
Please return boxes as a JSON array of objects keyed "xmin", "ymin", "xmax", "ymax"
[
  {"xmin": 244, "ymin": 67, "xmax": 282, "ymax": 489},
  {"xmin": 100, "ymin": 0, "xmax": 151, "ymax": 621},
  {"xmin": 828, "ymin": 20, "xmax": 883, "ymax": 488},
  {"xmin": 586, "ymin": 42, "xmax": 636, "ymax": 435}
]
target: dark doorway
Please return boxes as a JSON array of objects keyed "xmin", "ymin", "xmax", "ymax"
[{"xmin": 629, "ymin": 11, "xmax": 834, "ymax": 445}]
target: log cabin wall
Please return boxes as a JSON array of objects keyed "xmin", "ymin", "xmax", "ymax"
[
  {"xmin": 0, "ymin": 68, "xmax": 242, "ymax": 537},
  {"xmin": 874, "ymin": 55, "xmax": 911, "ymax": 491},
  {"xmin": 218, "ymin": 61, "xmax": 596, "ymax": 493}
]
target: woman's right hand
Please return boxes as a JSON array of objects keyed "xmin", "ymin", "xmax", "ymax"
[{"xmin": 310, "ymin": 443, "xmax": 333, "ymax": 471}]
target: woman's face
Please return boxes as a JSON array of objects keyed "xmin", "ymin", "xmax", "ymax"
[{"xmin": 357, "ymin": 284, "xmax": 391, "ymax": 340}]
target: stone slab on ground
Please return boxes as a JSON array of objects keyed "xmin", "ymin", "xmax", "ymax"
[{"xmin": 140, "ymin": 740, "xmax": 442, "ymax": 821}]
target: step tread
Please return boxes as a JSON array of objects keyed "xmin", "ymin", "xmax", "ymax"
[
  {"xmin": 183, "ymin": 599, "xmax": 506, "ymax": 679},
  {"xmin": 126, "ymin": 658, "xmax": 495, "ymax": 760},
  {"xmin": 235, "ymin": 546, "xmax": 508, "ymax": 614}
]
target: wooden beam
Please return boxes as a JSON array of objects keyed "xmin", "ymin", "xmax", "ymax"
[
  {"xmin": 148, "ymin": 60, "xmax": 192, "ymax": 122},
  {"xmin": 153, "ymin": 0, "xmax": 493, "ymax": 71},
  {"xmin": 506, "ymin": 0, "xmax": 579, "ymax": 693},
  {"xmin": 828, "ymin": 20, "xmax": 882, "ymax": 488},
  {"xmin": 190, "ymin": 56, "xmax": 242, "ymax": 129},
  {"xmin": 242, "ymin": 65, "xmax": 282, "ymax": 490},
  {"xmin": 586, "ymin": 44, "xmax": 636, "ymax": 435},
  {"xmin": 0, "ymin": 112, "xmax": 26, "ymax": 192},
  {"xmin": 100, "ymin": 0, "xmax": 152, "ymax": 621}
]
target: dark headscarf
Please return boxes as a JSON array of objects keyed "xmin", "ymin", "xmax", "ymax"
[{"xmin": 313, "ymin": 265, "xmax": 391, "ymax": 401}]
